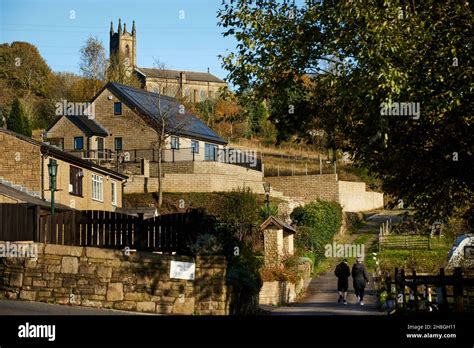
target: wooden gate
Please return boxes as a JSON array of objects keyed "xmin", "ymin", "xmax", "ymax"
[{"xmin": 0, "ymin": 204, "xmax": 39, "ymax": 242}]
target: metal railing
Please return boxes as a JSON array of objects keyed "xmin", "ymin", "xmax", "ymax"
[{"xmin": 65, "ymin": 147, "xmax": 262, "ymax": 171}]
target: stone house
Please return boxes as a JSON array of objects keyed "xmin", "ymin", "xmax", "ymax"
[
  {"xmin": 109, "ymin": 19, "xmax": 227, "ymax": 101},
  {"xmin": 45, "ymin": 82, "xmax": 228, "ymax": 163},
  {"xmin": 0, "ymin": 128, "xmax": 127, "ymax": 211}
]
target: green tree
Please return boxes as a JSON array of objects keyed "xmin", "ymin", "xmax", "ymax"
[
  {"xmin": 7, "ymin": 98, "xmax": 31, "ymax": 136},
  {"xmin": 218, "ymin": 0, "xmax": 473, "ymax": 223}
]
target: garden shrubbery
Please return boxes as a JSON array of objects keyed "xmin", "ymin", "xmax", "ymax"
[{"xmin": 291, "ymin": 200, "xmax": 343, "ymax": 264}]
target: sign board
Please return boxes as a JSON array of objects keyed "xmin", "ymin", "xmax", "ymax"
[
  {"xmin": 170, "ymin": 260, "xmax": 195, "ymax": 280},
  {"xmin": 464, "ymin": 246, "xmax": 474, "ymax": 259}
]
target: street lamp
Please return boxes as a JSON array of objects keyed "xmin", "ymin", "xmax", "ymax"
[
  {"xmin": 263, "ymin": 182, "xmax": 271, "ymax": 216},
  {"xmin": 48, "ymin": 158, "xmax": 58, "ymax": 216}
]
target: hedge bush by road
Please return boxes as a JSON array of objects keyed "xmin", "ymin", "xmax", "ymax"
[{"xmin": 291, "ymin": 200, "xmax": 343, "ymax": 264}]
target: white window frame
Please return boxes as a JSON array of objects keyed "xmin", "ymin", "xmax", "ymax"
[
  {"xmin": 191, "ymin": 140, "xmax": 199, "ymax": 154},
  {"xmin": 92, "ymin": 174, "xmax": 103, "ymax": 202},
  {"xmin": 111, "ymin": 181, "xmax": 117, "ymax": 206},
  {"xmin": 171, "ymin": 136, "xmax": 180, "ymax": 150}
]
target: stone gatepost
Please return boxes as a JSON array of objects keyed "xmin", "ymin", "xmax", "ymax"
[{"xmin": 260, "ymin": 216, "xmax": 297, "ymax": 267}]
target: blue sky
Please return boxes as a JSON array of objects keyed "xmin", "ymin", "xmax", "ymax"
[{"xmin": 0, "ymin": 0, "xmax": 235, "ymax": 80}]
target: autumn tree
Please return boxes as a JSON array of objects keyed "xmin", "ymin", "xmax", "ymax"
[
  {"xmin": 79, "ymin": 36, "xmax": 107, "ymax": 96},
  {"xmin": 218, "ymin": 0, "xmax": 473, "ymax": 223}
]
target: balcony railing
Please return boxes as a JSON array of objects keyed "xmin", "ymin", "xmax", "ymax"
[{"xmin": 66, "ymin": 147, "xmax": 262, "ymax": 171}]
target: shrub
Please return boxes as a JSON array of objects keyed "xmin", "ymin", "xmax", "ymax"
[
  {"xmin": 291, "ymin": 200, "xmax": 343, "ymax": 264},
  {"xmin": 226, "ymin": 241, "xmax": 263, "ymax": 315},
  {"xmin": 189, "ymin": 234, "xmax": 223, "ymax": 255},
  {"xmin": 260, "ymin": 254, "xmax": 303, "ymax": 284}
]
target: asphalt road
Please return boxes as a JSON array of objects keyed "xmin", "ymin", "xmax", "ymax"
[
  {"xmin": 0, "ymin": 299, "xmax": 146, "ymax": 315},
  {"xmin": 261, "ymin": 211, "xmax": 403, "ymax": 315}
]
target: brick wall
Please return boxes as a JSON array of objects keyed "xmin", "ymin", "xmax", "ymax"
[{"xmin": 0, "ymin": 242, "xmax": 229, "ymax": 315}]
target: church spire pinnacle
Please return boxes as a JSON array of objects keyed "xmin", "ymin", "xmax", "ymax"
[
  {"xmin": 110, "ymin": 21, "xmax": 114, "ymax": 36},
  {"xmin": 118, "ymin": 18, "xmax": 122, "ymax": 35},
  {"xmin": 132, "ymin": 20, "xmax": 136, "ymax": 36},
  {"xmin": 123, "ymin": 22, "xmax": 127, "ymax": 33}
]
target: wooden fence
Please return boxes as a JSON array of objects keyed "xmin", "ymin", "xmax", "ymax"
[
  {"xmin": 384, "ymin": 268, "xmax": 474, "ymax": 312},
  {"xmin": 379, "ymin": 234, "xmax": 430, "ymax": 250},
  {"xmin": 39, "ymin": 210, "xmax": 202, "ymax": 254},
  {"xmin": 0, "ymin": 204, "xmax": 39, "ymax": 242},
  {"xmin": 1, "ymin": 204, "xmax": 210, "ymax": 254}
]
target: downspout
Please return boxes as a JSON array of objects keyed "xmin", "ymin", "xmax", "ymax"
[{"xmin": 41, "ymin": 152, "xmax": 45, "ymax": 200}]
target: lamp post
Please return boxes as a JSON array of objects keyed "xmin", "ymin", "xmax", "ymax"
[
  {"xmin": 263, "ymin": 182, "xmax": 271, "ymax": 217},
  {"xmin": 48, "ymin": 159, "xmax": 58, "ymax": 216}
]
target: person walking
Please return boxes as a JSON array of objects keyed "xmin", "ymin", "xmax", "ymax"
[
  {"xmin": 335, "ymin": 259, "xmax": 351, "ymax": 305},
  {"xmin": 352, "ymin": 257, "xmax": 370, "ymax": 306}
]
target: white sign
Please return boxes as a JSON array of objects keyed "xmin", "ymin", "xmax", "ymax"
[{"xmin": 170, "ymin": 261, "xmax": 195, "ymax": 280}]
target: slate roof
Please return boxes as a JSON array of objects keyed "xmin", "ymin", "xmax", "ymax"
[
  {"xmin": 0, "ymin": 183, "xmax": 72, "ymax": 211},
  {"xmin": 136, "ymin": 67, "xmax": 226, "ymax": 84},
  {"xmin": 65, "ymin": 115, "xmax": 109, "ymax": 137},
  {"xmin": 107, "ymin": 82, "xmax": 228, "ymax": 145},
  {"xmin": 0, "ymin": 128, "xmax": 128, "ymax": 181},
  {"xmin": 259, "ymin": 216, "xmax": 297, "ymax": 234},
  {"xmin": 46, "ymin": 115, "xmax": 109, "ymax": 137}
]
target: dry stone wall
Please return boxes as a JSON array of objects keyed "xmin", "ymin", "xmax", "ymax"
[{"xmin": 0, "ymin": 242, "xmax": 229, "ymax": 315}]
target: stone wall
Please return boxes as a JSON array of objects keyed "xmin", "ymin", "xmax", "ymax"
[
  {"xmin": 266, "ymin": 175, "xmax": 384, "ymax": 212},
  {"xmin": 259, "ymin": 260, "xmax": 312, "ymax": 306},
  {"xmin": 122, "ymin": 161, "xmax": 263, "ymax": 181},
  {"xmin": 338, "ymin": 181, "xmax": 384, "ymax": 212},
  {"xmin": 93, "ymin": 87, "xmax": 159, "ymax": 151},
  {"xmin": 124, "ymin": 173, "xmax": 267, "ymax": 195},
  {"xmin": 0, "ymin": 242, "xmax": 229, "ymax": 315},
  {"xmin": 266, "ymin": 174, "xmax": 340, "ymax": 203},
  {"xmin": 0, "ymin": 131, "xmax": 42, "ymax": 194}
]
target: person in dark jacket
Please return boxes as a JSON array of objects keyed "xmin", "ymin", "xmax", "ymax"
[
  {"xmin": 352, "ymin": 257, "xmax": 370, "ymax": 306},
  {"xmin": 335, "ymin": 259, "xmax": 351, "ymax": 304}
]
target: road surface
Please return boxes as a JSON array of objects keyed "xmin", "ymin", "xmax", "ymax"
[
  {"xmin": 261, "ymin": 211, "xmax": 403, "ymax": 315},
  {"xmin": 0, "ymin": 299, "xmax": 146, "ymax": 315}
]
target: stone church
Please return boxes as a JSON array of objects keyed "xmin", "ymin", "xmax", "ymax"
[{"xmin": 109, "ymin": 19, "xmax": 227, "ymax": 102}]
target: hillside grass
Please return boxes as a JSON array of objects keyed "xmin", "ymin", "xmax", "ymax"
[{"xmin": 376, "ymin": 236, "xmax": 452, "ymax": 274}]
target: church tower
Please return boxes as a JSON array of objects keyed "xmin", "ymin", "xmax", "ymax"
[{"xmin": 110, "ymin": 19, "xmax": 136, "ymax": 68}]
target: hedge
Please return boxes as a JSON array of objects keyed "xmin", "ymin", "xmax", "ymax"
[{"xmin": 292, "ymin": 200, "xmax": 343, "ymax": 264}]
